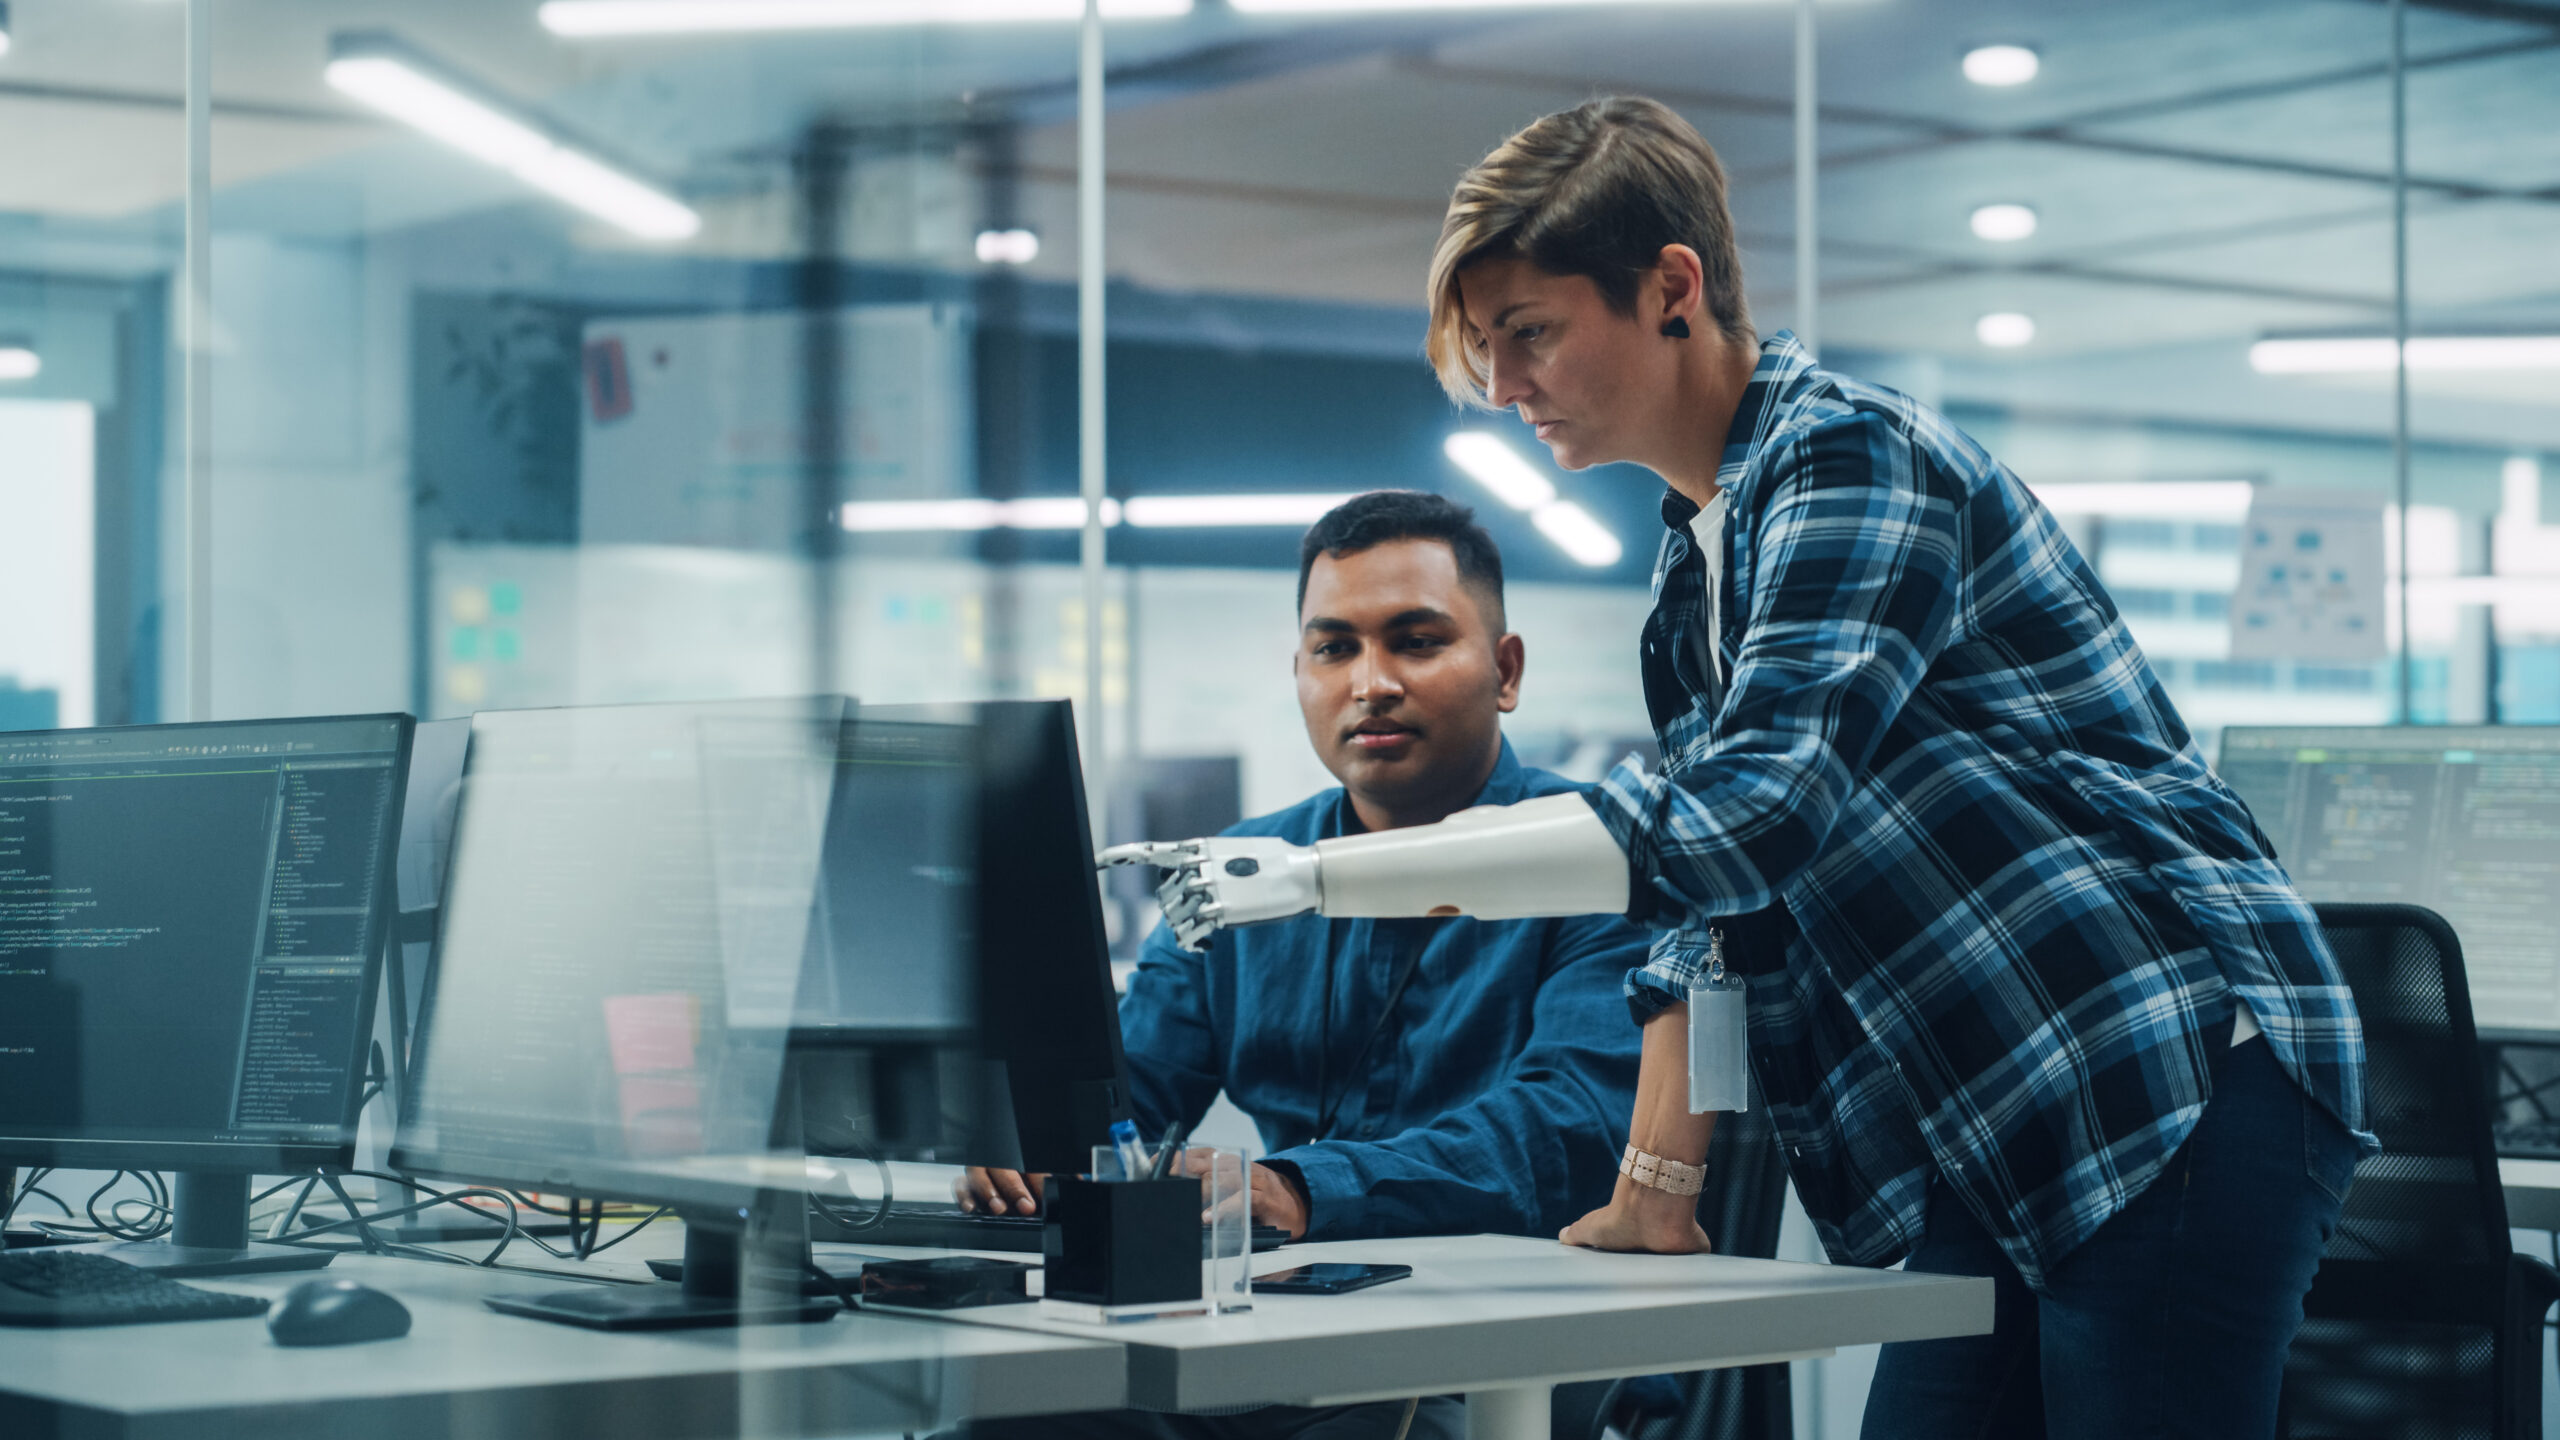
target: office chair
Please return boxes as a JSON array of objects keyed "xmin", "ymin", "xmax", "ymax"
[
  {"xmin": 1554, "ymin": 1075, "xmax": 1793, "ymax": 1440},
  {"xmin": 2281, "ymin": 903, "xmax": 2560, "ymax": 1440}
]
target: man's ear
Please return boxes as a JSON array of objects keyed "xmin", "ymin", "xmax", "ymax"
[{"xmin": 1494, "ymin": 632, "xmax": 1526, "ymax": 714}]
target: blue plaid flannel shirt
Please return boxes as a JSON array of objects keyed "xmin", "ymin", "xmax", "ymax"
[{"xmin": 1587, "ymin": 332, "xmax": 2375, "ymax": 1292}]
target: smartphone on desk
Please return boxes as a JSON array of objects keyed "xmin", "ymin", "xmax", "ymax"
[{"xmin": 1251, "ymin": 1262, "xmax": 1411, "ymax": 1296}]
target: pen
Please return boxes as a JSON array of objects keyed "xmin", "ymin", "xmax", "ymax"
[{"xmin": 1146, "ymin": 1118, "xmax": 1186, "ymax": 1180}]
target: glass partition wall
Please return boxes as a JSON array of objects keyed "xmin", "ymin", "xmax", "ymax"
[{"xmin": 4, "ymin": 0, "xmax": 2556, "ymax": 1431}]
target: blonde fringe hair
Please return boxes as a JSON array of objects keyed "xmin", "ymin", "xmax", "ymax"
[{"xmin": 1425, "ymin": 96, "xmax": 1754, "ymax": 409}]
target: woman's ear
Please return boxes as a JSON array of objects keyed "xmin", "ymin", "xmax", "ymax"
[{"xmin": 1653, "ymin": 244, "xmax": 1707, "ymax": 330}]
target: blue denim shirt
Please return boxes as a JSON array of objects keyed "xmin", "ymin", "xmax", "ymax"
[{"xmin": 1119, "ymin": 740, "xmax": 1648, "ymax": 1241}]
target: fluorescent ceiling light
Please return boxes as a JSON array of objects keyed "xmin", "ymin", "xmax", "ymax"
[
  {"xmin": 325, "ymin": 33, "xmax": 699, "ymax": 241},
  {"xmin": 1443, "ymin": 432, "xmax": 1556, "ymax": 510},
  {"xmin": 1122, "ymin": 494, "xmax": 1349, "ymax": 527},
  {"xmin": 2248, "ymin": 335, "xmax": 2560, "ymax": 374},
  {"xmin": 2027, "ymin": 481, "xmax": 2256, "ymax": 520},
  {"xmin": 1976, "ymin": 312, "xmax": 2036, "ymax": 348},
  {"xmin": 839, "ymin": 494, "xmax": 1355, "ymax": 532},
  {"xmin": 1962, "ymin": 44, "xmax": 2039, "ymax": 86},
  {"xmin": 0, "ymin": 345, "xmax": 37, "ymax": 382},
  {"xmin": 1233, "ymin": 0, "xmax": 1785, "ymax": 9},
  {"xmin": 975, "ymin": 228, "xmax": 1040, "ymax": 265},
  {"xmin": 540, "ymin": 0, "xmax": 1190, "ymax": 35},
  {"xmin": 1532, "ymin": 501, "xmax": 1624, "ymax": 568},
  {"xmin": 1969, "ymin": 202, "xmax": 2037, "ymax": 242},
  {"xmin": 1443, "ymin": 432, "xmax": 1624, "ymax": 567}
]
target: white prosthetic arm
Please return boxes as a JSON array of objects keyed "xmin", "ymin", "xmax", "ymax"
[{"xmin": 1098, "ymin": 793, "xmax": 1630, "ymax": 951}]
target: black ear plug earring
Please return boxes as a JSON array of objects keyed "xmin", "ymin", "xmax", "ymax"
[{"xmin": 1661, "ymin": 317, "xmax": 1691, "ymax": 339}]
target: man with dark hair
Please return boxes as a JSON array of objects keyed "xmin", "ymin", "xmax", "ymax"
[
  {"xmin": 967, "ymin": 490, "xmax": 1640, "ymax": 1244},
  {"xmin": 963, "ymin": 497, "xmax": 1643, "ymax": 1423}
]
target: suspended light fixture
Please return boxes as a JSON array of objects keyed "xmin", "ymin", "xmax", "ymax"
[
  {"xmin": 2250, "ymin": 335, "xmax": 2560, "ymax": 374},
  {"xmin": 325, "ymin": 32, "xmax": 699, "ymax": 241},
  {"xmin": 839, "ymin": 493, "xmax": 1355, "ymax": 533},
  {"xmin": 1443, "ymin": 432, "xmax": 1625, "ymax": 568},
  {"xmin": 539, "ymin": 0, "xmax": 1190, "ymax": 35}
]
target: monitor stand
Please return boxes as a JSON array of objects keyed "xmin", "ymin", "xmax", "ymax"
[
  {"xmin": 72, "ymin": 1173, "xmax": 336, "ymax": 1278},
  {"xmin": 483, "ymin": 1196, "xmax": 839, "ymax": 1331}
]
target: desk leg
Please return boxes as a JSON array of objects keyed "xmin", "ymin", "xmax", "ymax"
[{"xmin": 1466, "ymin": 1383, "xmax": 1552, "ymax": 1440}]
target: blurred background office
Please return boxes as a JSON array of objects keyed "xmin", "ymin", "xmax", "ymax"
[{"xmin": 0, "ymin": 0, "xmax": 2553, "ymax": 1431}]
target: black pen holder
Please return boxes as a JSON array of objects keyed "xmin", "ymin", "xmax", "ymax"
[{"xmin": 1042, "ymin": 1176, "xmax": 1199, "ymax": 1308}]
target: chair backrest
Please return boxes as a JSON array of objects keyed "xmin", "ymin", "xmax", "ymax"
[{"xmin": 2284, "ymin": 902, "xmax": 2515, "ymax": 1439}]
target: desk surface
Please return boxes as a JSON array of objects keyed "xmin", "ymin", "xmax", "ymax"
[
  {"xmin": 0, "ymin": 1251, "xmax": 1125, "ymax": 1440},
  {"xmin": 912, "ymin": 1232, "xmax": 1995, "ymax": 1413}
]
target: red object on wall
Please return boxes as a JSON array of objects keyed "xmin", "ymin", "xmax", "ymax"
[{"xmin": 584, "ymin": 336, "xmax": 633, "ymax": 422}]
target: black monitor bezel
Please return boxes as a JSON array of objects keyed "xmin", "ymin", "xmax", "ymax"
[{"xmin": 0, "ymin": 711, "xmax": 414, "ymax": 1175}]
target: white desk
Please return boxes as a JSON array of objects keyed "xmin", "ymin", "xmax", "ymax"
[
  {"xmin": 0, "ymin": 1251, "xmax": 1125, "ymax": 1440},
  {"xmin": 923, "ymin": 1232, "xmax": 1994, "ymax": 1440}
]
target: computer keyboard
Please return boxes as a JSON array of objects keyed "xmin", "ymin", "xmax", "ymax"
[
  {"xmin": 2495, "ymin": 1120, "xmax": 2560, "ymax": 1159},
  {"xmin": 824, "ymin": 1201, "xmax": 1289, "ymax": 1254},
  {"xmin": 0, "ymin": 1251, "xmax": 274, "ymax": 1328}
]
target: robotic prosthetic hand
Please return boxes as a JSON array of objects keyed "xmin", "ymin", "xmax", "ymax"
[{"xmin": 1098, "ymin": 792, "xmax": 1630, "ymax": 951}]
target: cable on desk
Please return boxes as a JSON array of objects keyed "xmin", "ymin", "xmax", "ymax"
[
  {"xmin": 278, "ymin": 1170, "xmax": 526, "ymax": 1270},
  {"xmin": 20, "ymin": 1171, "xmax": 174, "ymax": 1242},
  {"xmin": 808, "ymin": 1122, "xmax": 893, "ymax": 1234},
  {"xmin": 577, "ymin": 1205, "xmax": 669, "ymax": 1258},
  {"xmin": 2, "ymin": 1167, "xmax": 74, "ymax": 1228}
]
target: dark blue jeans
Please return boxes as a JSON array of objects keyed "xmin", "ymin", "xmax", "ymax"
[{"xmin": 1862, "ymin": 1035, "xmax": 2360, "ymax": 1439}]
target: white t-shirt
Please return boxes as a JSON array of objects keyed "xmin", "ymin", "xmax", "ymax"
[{"xmin": 1681, "ymin": 487, "xmax": 2261, "ymax": 1046}]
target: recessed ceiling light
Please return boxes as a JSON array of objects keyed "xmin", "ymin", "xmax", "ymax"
[
  {"xmin": 974, "ymin": 228, "xmax": 1039, "ymax": 265},
  {"xmin": 0, "ymin": 344, "xmax": 39, "ymax": 382},
  {"xmin": 1962, "ymin": 44, "xmax": 2039, "ymax": 86},
  {"xmin": 1976, "ymin": 312, "xmax": 2036, "ymax": 348},
  {"xmin": 1969, "ymin": 202, "xmax": 2038, "ymax": 242}
]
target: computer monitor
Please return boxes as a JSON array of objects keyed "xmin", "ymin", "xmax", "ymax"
[
  {"xmin": 358, "ymin": 714, "xmax": 468, "ymax": 1138},
  {"xmin": 783, "ymin": 705, "xmax": 989, "ymax": 1166},
  {"xmin": 393, "ymin": 697, "xmax": 853, "ymax": 1327},
  {"xmin": 970, "ymin": 699, "xmax": 1135, "ymax": 1177},
  {"xmin": 0, "ymin": 714, "xmax": 412, "ymax": 1275},
  {"xmin": 2218, "ymin": 725, "xmax": 2560, "ymax": 1034}
]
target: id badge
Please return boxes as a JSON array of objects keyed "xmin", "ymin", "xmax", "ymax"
[{"xmin": 1687, "ymin": 928, "xmax": 1749, "ymax": 1113}]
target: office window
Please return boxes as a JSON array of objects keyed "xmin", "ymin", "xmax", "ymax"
[{"xmin": 0, "ymin": 400, "xmax": 94, "ymax": 729}]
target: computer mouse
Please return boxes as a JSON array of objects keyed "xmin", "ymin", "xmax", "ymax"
[{"xmin": 266, "ymin": 1277, "xmax": 413, "ymax": 1347}]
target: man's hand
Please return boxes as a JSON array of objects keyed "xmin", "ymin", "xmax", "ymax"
[
  {"xmin": 1558, "ymin": 1181, "xmax": 1713, "ymax": 1254},
  {"xmin": 1247, "ymin": 1162, "xmax": 1311, "ymax": 1239},
  {"xmin": 955, "ymin": 1167, "xmax": 1048, "ymax": 1217},
  {"xmin": 1097, "ymin": 836, "xmax": 1322, "ymax": 951}
]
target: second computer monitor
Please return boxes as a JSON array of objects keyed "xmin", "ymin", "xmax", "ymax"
[{"xmin": 2219, "ymin": 724, "xmax": 2560, "ymax": 1034}]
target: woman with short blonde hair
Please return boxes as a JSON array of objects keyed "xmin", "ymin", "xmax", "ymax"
[
  {"xmin": 1424, "ymin": 95, "xmax": 2370, "ymax": 1439},
  {"xmin": 1120, "ymin": 94, "xmax": 2374, "ymax": 1439}
]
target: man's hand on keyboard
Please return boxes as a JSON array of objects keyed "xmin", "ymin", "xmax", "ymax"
[{"xmin": 956, "ymin": 1166, "xmax": 1047, "ymax": 1216}]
